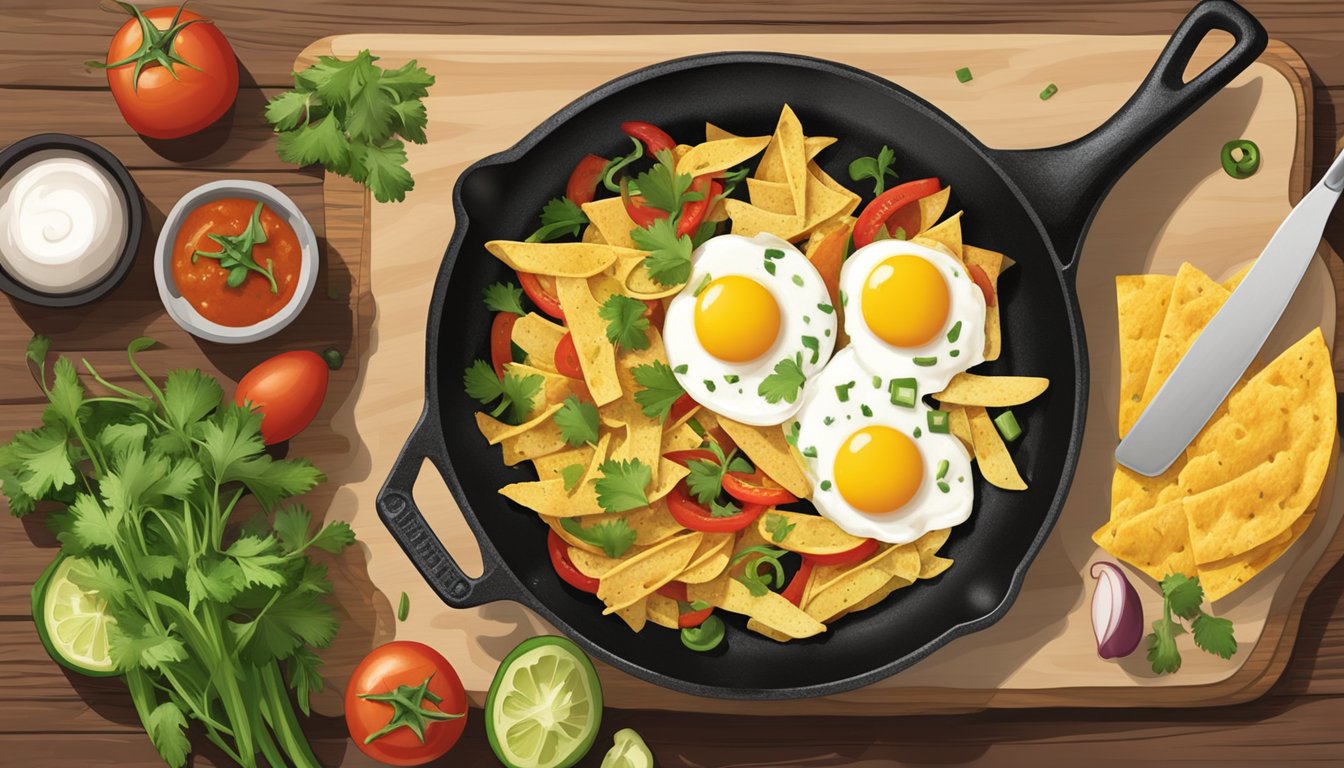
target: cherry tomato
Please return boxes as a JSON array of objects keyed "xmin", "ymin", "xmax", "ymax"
[
  {"xmin": 98, "ymin": 4, "xmax": 239, "ymax": 140},
  {"xmin": 780, "ymin": 558, "xmax": 814, "ymax": 607},
  {"xmin": 345, "ymin": 641, "xmax": 467, "ymax": 766},
  {"xmin": 968, "ymin": 263, "xmax": 997, "ymax": 307},
  {"xmin": 548, "ymin": 529, "xmax": 599, "ymax": 593},
  {"xmin": 554, "ymin": 333, "xmax": 583, "ymax": 380},
  {"xmin": 666, "ymin": 481, "xmax": 766, "ymax": 533},
  {"xmin": 489, "ymin": 312, "xmax": 518, "ymax": 378},
  {"xmin": 565, "ymin": 153, "xmax": 608, "ymax": 205},
  {"xmin": 805, "ymin": 538, "xmax": 880, "ymax": 567},
  {"xmin": 853, "ymin": 178, "xmax": 942, "ymax": 249},
  {"xmin": 621, "ymin": 121, "xmax": 676, "ymax": 156},
  {"xmin": 675, "ymin": 176, "xmax": 720, "ymax": 238},
  {"xmin": 723, "ymin": 471, "xmax": 797, "ymax": 506},
  {"xmin": 234, "ymin": 350, "xmax": 328, "ymax": 445},
  {"xmin": 517, "ymin": 271, "xmax": 564, "ymax": 320}
]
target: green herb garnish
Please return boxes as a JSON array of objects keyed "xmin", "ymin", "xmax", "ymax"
[
  {"xmin": 994, "ymin": 409, "xmax": 1022, "ymax": 442},
  {"xmin": 553, "ymin": 395, "xmax": 599, "ymax": 447},
  {"xmin": 633, "ymin": 217, "xmax": 694, "ymax": 286},
  {"xmin": 946, "ymin": 320, "xmax": 962, "ymax": 343},
  {"xmin": 758, "ymin": 353, "xmax": 807, "ymax": 404},
  {"xmin": 560, "ymin": 517, "xmax": 637, "ymax": 558},
  {"xmin": 526, "ymin": 197, "xmax": 589, "ymax": 243},
  {"xmin": 463, "ymin": 360, "xmax": 543, "ymax": 425},
  {"xmin": 927, "ymin": 409, "xmax": 950, "ymax": 434},
  {"xmin": 889, "ymin": 378, "xmax": 917, "ymax": 407},
  {"xmin": 594, "ymin": 459, "xmax": 651, "ymax": 514},
  {"xmin": 1147, "ymin": 574, "xmax": 1237, "ymax": 675},
  {"xmin": 765, "ymin": 513, "xmax": 795, "ymax": 543},
  {"xmin": 398, "ymin": 591, "xmax": 411, "ymax": 621},
  {"xmin": 955, "ymin": 67, "xmax": 973, "ymax": 83},
  {"xmin": 632, "ymin": 361, "xmax": 686, "ymax": 422},
  {"xmin": 192, "ymin": 201, "xmax": 279, "ymax": 293},
  {"xmin": 598, "ymin": 294, "xmax": 651, "ymax": 351},
  {"xmin": 848, "ymin": 145, "xmax": 898, "ymax": 195},
  {"xmin": 559, "ymin": 463, "xmax": 585, "ymax": 492}
]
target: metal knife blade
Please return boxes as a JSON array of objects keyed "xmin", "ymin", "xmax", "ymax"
[{"xmin": 1115, "ymin": 147, "xmax": 1344, "ymax": 477}]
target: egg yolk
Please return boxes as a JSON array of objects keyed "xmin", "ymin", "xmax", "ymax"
[
  {"xmin": 694, "ymin": 275, "xmax": 781, "ymax": 363},
  {"xmin": 861, "ymin": 255, "xmax": 950, "ymax": 348},
  {"xmin": 833, "ymin": 425, "xmax": 923, "ymax": 514}
]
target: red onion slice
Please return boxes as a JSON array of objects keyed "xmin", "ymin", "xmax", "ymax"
[{"xmin": 1090, "ymin": 561, "xmax": 1143, "ymax": 659}]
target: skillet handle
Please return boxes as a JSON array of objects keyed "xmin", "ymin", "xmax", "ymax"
[
  {"xmin": 994, "ymin": 0, "xmax": 1266, "ymax": 273},
  {"xmin": 377, "ymin": 413, "xmax": 518, "ymax": 609}
]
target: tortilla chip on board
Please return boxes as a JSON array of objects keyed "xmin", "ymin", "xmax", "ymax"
[{"xmin": 1116, "ymin": 274, "xmax": 1176, "ymax": 436}]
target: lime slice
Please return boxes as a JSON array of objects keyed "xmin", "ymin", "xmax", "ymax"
[
  {"xmin": 31, "ymin": 556, "xmax": 118, "ymax": 677},
  {"xmin": 601, "ymin": 728, "xmax": 653, "ymax": 768},
  {"xmin": 485, "ymin": 636, "xmax": 602, "ymax": 768}
]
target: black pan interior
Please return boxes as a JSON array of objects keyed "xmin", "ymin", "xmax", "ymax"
[{"xmin": 436, "ymin": 55, "xmax": 1081, "ymax": 696}]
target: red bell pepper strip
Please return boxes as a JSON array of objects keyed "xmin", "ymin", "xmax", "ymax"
[
  {"xmin": 517, "ymin": 270, "xmax": 565, "ymax": 320},
  {"xmin": 554, "ymin": 333, "xmax": 583, "ymax": 380},
  {"xmin": 620, "ymin": 176, "xmax": 667, "ymax": 228},
  {"xmin": 780, "ymin": 558, "xmax": 814, "ymax": 607},
  {"xmin": 565, "ymin": 153, "xmax": 608, "ymax": 206},
  {"xmin": 621, "ymin": 121, "xmax": 676, "ymax": 156},
  {"xmin": 489, "ymin": 312, "xmax": 517, "ymax": 378},
  {"xmin": 968, "ymin": 263, "xmax": 996, "ymax": 307},
  {"xmin": 723, "ymin": 471, "xmax": 797, "ymax": 506},
  {"xmin": 675, "ymin": 176, "xmax": 720, "ymax": 238},
  {"xmin": 548, "ymin": 529, "xmax": 599, "ymax": 593},
  {"xmin": 663, "ymin": 449, "xmax": 717, "ymax": 468},
  {"xmin": 644, "ymin": 298, "xmax": 666, "ymax": 330},
  {"xmin": 654, "ymin": 582, "xmax": 712, "ymax": 627},
  {"xmin": 804, "ymin": 538, "xmax": 879, "ymax": 567},
  {"xmin": 852, "ymin": 178, "xmax": 942, "ymax": 250},
  {"xmin": 668, "ymin": 393, "xmax": 697, "ymax": 425},
  {"xmin": 666, "ymin": 481, "xmax": 766, "ymax": 533}
]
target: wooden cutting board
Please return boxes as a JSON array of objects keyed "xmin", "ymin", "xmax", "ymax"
[{"xmin": 300, "ymin": 33, "xmax": 1344, "ymax": 715}]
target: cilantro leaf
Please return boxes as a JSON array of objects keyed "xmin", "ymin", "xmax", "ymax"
[
  {"xmin": 633, "ymin": 149, "xmax": 702, "ymax": 214},
  {"xmin": 526, "ymin": 197, "xmax": 589, "ymax": 243},
  {"xmin": 758, "ymin": 353, "xmax": 807, "ymax": 404},
  {"xmin": 108, "ymin": 615, "xmax": 187, "ymax": 673},
  {"xmin": 12, "ymin": 424, "xmax": 77, "ymax": 500},
  {"xmin": 286, "ymin": 646, "xmax": 326, "ymax": 716},
  {"xmin": 1191, "ymin": 612, "xmax": 1237, "ymax": 659},
  {"xmin": 765, "ymin": 513, "xmax": 796, "ymax": 543},
  {"xmin": 631, "ymin": 361, "xmax": 685, "ymax": 421},
  {"xmin": 379, "ymin": 58, "xmax": 436, "ymax": 101},
  {"xmin": 632, "ymin": 218, "xmax": 693, "ymax": 286},
  {"xmin": 709, "ymin": 498, "xmax": 741, "ymax": 518},
  {"xmin": 1161, "ymin": 572, "xmax": 1204, "ymax": 620},
  {"xmin": 276, "ymin": 116, "xmax": 352, "ymax": 176},
  {"xmin": 559, "ymin": 463, "xmax": 585, "ymax": 492},
  {"xmin": 144, "ymin": 702, "xmax": 191, "ymax": 768},
  {"xmin": 594, "ymin": 459, "xmax": 651, "ymax": 513},
  {"xmin": 264, "ymin": 89, "xmax": 315, "ymax": 132},
  {"xmin": 161, "ymin": 368, "xmax": 223, "ymax": 433},
  {"xmin": 559, "ymin": 517, "xmax": 637, "ymax": 558},
  {"xmin": 1146, "ymin": 617, "xmax": 1185, "ymax": 675},
  {"xmin": 848, "ymin": 145, "xmax": 898, "ymax": 194},
  {"xmin": 463, "ymin": 359, "xmax": 543, "ymax": 425},
  {"xmin": 553, "ymin": 395, "xmax": 599, "ymax": 448},
  {"xmin": 483, "ymin": 282, "xmax": 526, "ymax": 316},
  {"xmin": 599, "ymin": 295, "xmax": 651, "ymax": 350},
  {"xmin": 685, "ymin": 458, "xmax": 727, "ymax": 506},
  {"xmin": 349, "ymin": 139, "xmax": 415, "ymax": 204}
]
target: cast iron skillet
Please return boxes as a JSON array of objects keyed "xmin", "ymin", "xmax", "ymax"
[{"xmin": 378, "ymin": 0, "xmax": 1266, "ymax": 699}]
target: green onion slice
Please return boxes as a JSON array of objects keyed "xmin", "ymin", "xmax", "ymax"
[{"xmin": 995, "ymin": 409, "xmax": 1023, "ymax": 442}]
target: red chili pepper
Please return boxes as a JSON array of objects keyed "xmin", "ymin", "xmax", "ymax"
[
  {"xmin": 723, "ymin": 471, "xmax": 797, "ymax": 506},
  {"xmin": 668, "ymin": 393, "xmax": 697, "ymax": 425},
  {"xmin": 517, "ymin": 270, "xmax": 564, "ymax": 320},
  {"xmin": 565, "ymin": 153, "xmax": 608, "ymax": 206},
  {"xmin": 804, "ymin": 538, "xmax": 880, "ymax": 567},
  {"xmin": 780, "ymin": 558, "xmax": 814, "ymax": 607},
  {"xmin": 675, "ymin": 176, "xmax": 720, "ymax": 238},
  {"xmin": 489, "ymin": 312, "xmax": 517, "ymax": 378},
  {"xmin": 663, "ymin": 449, "xmax": 718, "ymax": 468},
  {"xmin": 547, "ymin": 529, "xmax": 599, "ymax": 593},
  {"xmin": 621, "ymin": 121, "xmax": 677, "ymax": 156},
  {"xmin": 853, "ymin": 178, "xmax": 942, "ymax": 250},
  {"xmin": 666, "ymin": 481, "xmax": 766, "ymax": 533},
  {"xmin": 968, "ymin": 263, "xmax": 996, "ymax": 307},
  {"xmin": 554, "ymin": 333, "xmax": 583, "ymax": 380},
  {"xmin": 620, "ymin": 176, "xmax": 667, "ymax": 228}
]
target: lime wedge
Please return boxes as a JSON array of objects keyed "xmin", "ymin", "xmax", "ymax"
[
  {"xmin": 32, "ymin": 556, "xmax": 118, "ymax": 677},
  {"xmin": 601, "ymin": 728, "xmax": 653, "ymax": 768},
  {"xmin": 485, "ymin": 636, "xmax": 602, "ymax": 768}
]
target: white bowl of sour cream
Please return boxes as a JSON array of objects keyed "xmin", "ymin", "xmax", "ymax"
[{"xmin": 0, "ymin": 134, "xmax": 142, "ymax": 307}]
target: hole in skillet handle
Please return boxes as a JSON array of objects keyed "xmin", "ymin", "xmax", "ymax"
[
  {"xmin": 376, "ymin": 412, "xmax": 519, "ymax": 608},
  {"xmin": 992, "ymin": 0, "xmax": 1267, "ymax": 278}
]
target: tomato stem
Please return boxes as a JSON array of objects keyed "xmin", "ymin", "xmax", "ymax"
[
  {"xmin": 87, "ymin": 1, "xmax": 211, "ymax": 91},
  {"xmin": 357, "ymin": 672, "xmax": 466, "ymax": 745}
]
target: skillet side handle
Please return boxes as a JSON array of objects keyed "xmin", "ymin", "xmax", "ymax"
[
  {"xmin": 994, "ymin": 0, "xmax": 1266, "ymax": 274},
  {"xmin": 377, "ymin": 414, "xmax": 517, "ymax": 609}
]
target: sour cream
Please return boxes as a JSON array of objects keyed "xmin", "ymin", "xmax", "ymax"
[{"xmin": 0, "ymin": 149, "xmax": 129, "ymax": 295}]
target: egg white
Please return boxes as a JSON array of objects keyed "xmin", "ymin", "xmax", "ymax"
[
  {"xmin": 839, "ymin": 239, "xmax": 986, "ymax": 394},
  {"xmin": 792, "ymin": 347, "xmax": 974, "ymax": 544},
  {"xmin": 663, "ymin": 233, "xmax": 837, "ymax": 426}
]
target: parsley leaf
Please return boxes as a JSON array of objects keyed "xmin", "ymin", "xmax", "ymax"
[
  {"xmin": 758, "ymin": 353, "xmax": 807, "ymax": 404},
  {"xmin": 598, "ymin": 295, "xmax": 651, "ymax": 350},
  {"xmin": 632, "ymin": 218, "xmax": 694, "ymax": 286},
  {"xmin": 633, "ymin": 149, "xmax": 703, "ymax": 214},
  {"xmin": 526, "ymin": 197, "xmax": 589, "ymax": 243},
  {"xmin": 553, "ymin": 395, "xmax": 599, "ymax": 447},
  {"xmin": 848, "ymin": 145, "xmax": 898, "ymax": 194},
  {"xmin": 1145, "ymin": 573, "xmax": 1237, "ymax": 675},
  {"xmin": 463, "ymin": 359, "xmax": 543, "ymax": 425},
  {"xmin": 483, "ymin": 282, "xmax": 526, "ymax": 315},
  {"xmin": 559, "ymin": 463, "xmax": 585, "ymax": 492},
  {"xmin": 560, "ymin": 517, "xmax": 637, "ymax": 558},
  {"xmin": 1191, "ymin": 613, "xmax": 1237, "ymax": 659},
  {"xmin": 594, "ymin": 459, "xmax": 651, "ymax": 514},
  {"xmin": 1162, "ymin": 572, "xmax": 1204, "ymax": 620},
  {"xmin": 710, "ymin": 498, "xmax": 741, "ymax": 518},
  {"xmin": 632, "ymin": 361, "xmax": 685, "ymax": 422},
  {"xmin": 765, "ymin": 513, "xmax": 796, "ymax": 543}
]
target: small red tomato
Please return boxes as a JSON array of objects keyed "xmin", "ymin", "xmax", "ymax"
[
  {"xmin": 234, "ymin": 350, "xmax": 328, "ymax": 444},
  {"xmin": 346, "ymin": 641, "xmax": 468, "ymax": 766}
]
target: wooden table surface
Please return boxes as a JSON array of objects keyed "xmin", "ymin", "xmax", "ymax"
[{"xmin": 3, "ymin": 1, "xmax": 1344, "ymax": 766}]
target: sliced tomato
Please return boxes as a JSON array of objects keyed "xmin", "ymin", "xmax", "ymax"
[
  {"xmin": 565, "ymin": 153, "xmax": 608, "ymax": 206},
  {"xmin": 518, "ymin": 270, "xmax": 564, "ymax": 320},
  {"xmin": 675, "ymin": 176, "xmax": 719, "ymax": 238},
  {"xmin": 554, "ymin": 333, "xmax": 583, "ymax": 380},
  {"xmin": 668, "ymin": 393, "xmax": 697, "ymax": 424},
  {"xmin": 968, "ymin": 263, "xmax": 996, "ymax": 307},
  {"xmin": 489, "ymin": 312, "xmax": 517, "ymax": 378},
  {"xmin": 852, "ymin": 178, "xmax": 942, "ymax": 250},
  {"xmin": 620, "ymin": 177, "xmax": 667, "ymax": 228},
  {"xmin": 807, "ymin": 221, "xmax": 851, "ymax": 313},
  {"xmin": 663, "ymin": 449, "xmax": 717, "ymax": 468},
  {"xmin": 723, "ymin": 471, "xmax": 797, "ymax": 506},
  {"xmin": 654, "ymin": 581, "xmax": 712, "ymax": 626},
  {"xmin": 884, "ymin": 200, "xmax": 924, "ymax": 242},
  {"xmin": 655, "ymin": 581, "xmax": 688, "ymax": 601},
  {"xmin": 805, "ymin": 538, "xmax": 880, "ymax": 567},
  {"xmin": 666, "ymin": 481, "xmax": 765, "ymax": 533},
  {"xmin": 548, "ymin": 530, "xmax": 599, "ymax": 593},
  {"xmin": 621, "ymin": 121, "xmax": 676, "ymax": 156},
  {"xmin": 780, "ymin": 558, "xmax": 814, "ymax": 607},
  {"xmin": 678, "ymin": 605, "xmax": 712, "ymax": 628}
]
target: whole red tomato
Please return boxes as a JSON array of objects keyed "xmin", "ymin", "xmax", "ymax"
[
  {"xmin": 345, "ymin": 642, "xmax": 468, "ymax": 766},
  {"xmin": 234, "ymin": 350, "xmax": 329, "ymax": 445},
  {"xmin": 95, "ymin": 3, "xmax": 239, "ymax": 139}
]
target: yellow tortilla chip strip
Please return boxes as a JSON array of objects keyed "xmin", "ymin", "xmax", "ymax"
[
  {"xmin": 920, "ymin": 556, "xmax": 954, "ymax": 580},
  {"xmin": 476, "ymin": 403, "xmax": 563, "ymax": 446},
  {"xmin": 1098, "ymin": 500, "xmax": 1197, "ymax": 583},
  {"xmin": 1201, "ymin": 493, "xmax": 1317, "ymax": 601},
  {"xmin": 913, "ymin": 528, "xmax": 951, "ymax": 563},
  {"xmin": 810, "ymin": 544, "xmax": 918, "ymax": 597},
  {"xmin": 612, "ymin": 252, "xmax": 685, "ymax": 299},
  {"xmin": 843, "ymin": 574, "xmax": 911, "ymax": 615},
  {"xmin": 581, "ymin": 198, "xmax": 638, "ymax": 248},
  {"xmin": 676, "ymin": 532, "xmax": 734, "ymax": 584},
  {"xmin": 945, "ymin": 405, "xmax": 973, "ymax": 453},
  {"xmin": 806, "ymin": 566, "xmax": 905, "ymax": 624},
  {"xmin": 936, "ymin": 373, "xmax": 1048, "ymax": 407},
  {"xmin": 555, "ymin": 276, "xmax": 622, "ymax": 406},
  {"xmin": 621, "ymin": 500, "xmax": 687, "ymax": 546},
  {"xmin": 725, "ymin": 198, "xmax": 803, "ymax": 239},
  {"xmin": 581, "ymin": 224, "xmax": 606, "ymax": 244},
  {"xmin": 568, "ymin": 546, "xmax": 627, "ymax": 579},
  {"xmin": 716, "ymin": 416, "xmax": 811, "ymax": 498},
  {"xmin": 1116, "ymin": 274, "xmax": 1176, "ymax": 436},
  {"xmin": 746, "ymin": 177, "xmax": 795, "ymax": 215},
  {"xmin": 661, "ymin": 421, "xmax": 703, "ymax": 454},
  {"xmin": 598, "ymin": 533, "xmax": 703, "ymax": 613},
  {"xmin": 918, "ymin": 187, "xmax": 952, "ymax": 233},
  {"xmin": 485, "ymin": 241, "xmax": 631, "ymax": 277},
  {"xmin": 608, "ymin": 331, "xmax": 669, "ymax": 484},
  {"xmin": 1138, "ymin": 263, "xmax": 1228, "ymax": 414},
  {"xmin": 511, "ymin": 312, "xmax": 566, "ymax": 373},
  {"xmin": 912, "ymin": 211, "xmax": 963, "ymax": 260},
  {"xmin": 688, "ymin": 575, "xmax": 826, "ymax": 639},
  {"xmin": 533, "ymin": 444, "xmax": 597, "ymax": 478},
  {"xmin": 966, "ymin": 406, "xmax": 1027, "ymax": 490},
  {"xmin": 505, "ymin": 362, "xmax": 584, "ymax": 417},
  {"xmin": 646, "ymin": 593, "xmax": 680, "ymax": 629},
  {"xmin": 746, "ymin": 618, "xmax": 795, "ymax": 643},
  {"xmin": 963, "ymin": 245, "xmax": 1004, "ymax": 361},
  {"xmin": 760, "ymin": 510, "xmax": 866, "ymax": 556},
  {"xmin": 615, "ymin": 599, "xmax": 647, "ymax": 632},
  {"xmin": 500, "ymin": 477, "xmax": 601, "ymax": 518},
  {"xmin": 677, "ymin": 135, "xmax": 771, "ymax": 177}
]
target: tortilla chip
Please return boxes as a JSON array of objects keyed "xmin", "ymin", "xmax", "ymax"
[
  {"xmin": 806, "ymin": 564, "xmax": 907, "ymax": 623},
  {"xmin": 533, "ymin": 444, "xmax": 597, "ymax": 478},
  {"xmin": 811, "ymin": 544, "xmax": 919, "ymax": 597},
  {"xmin": 843, "ymin": 574, "xmax": 912, "ymax": 615},
  {"xmin": 760, "ymin": 510, "xmax": 866, "ymax": 556},
  {"xmin": 581, "ymin": 197, "xmax": 638, "ymax": 249},
  {"xmin": 677, "ymin": 135, "xmax": 771, "ymax": 177},
  {"xmin": 555, "ymin": 276, "xmax": 622, "ymax": 406},
  {"xmin": 511, "ymin": 312, "xmax": 566, "ymax": 373},
  {"xmin": 966, "ymin": 405, "xmax": 1027, "ymax": 490},
  {"xmin": 935, "ymin": 373, "xmax": 1049, "ymax": 407},
  {"xmin": 612, "ymin": 252, "xmax": 686, "ymax": 299},
  {"xmin": 661, "ymin": 421, "xmax": 703, "ymax": 454},
  {"xmin": 1138, "ymin": 263, "xmax": 1229, "ymax": 415},
  {"xmin": 913, "ymin": 211, "xmax": 963, "ymax": 260},
  {"xmin": 746, "ymin": 618, "xmax": 795, "ymax": 643},
  {"xmin": 724, "ymin": 198, "xmax": 804, "ymax": 240},
  {"xmin": 1116, "ymin": 274, "xmax": 1176, "ymax": 436},
  {"xmin": 918, "ymin": 187, "xmax": 952, "ymax": 233},
  {"xmin": 476, "ymin": 403, "xmax": 563, "ymax": 446},
  {"xmin": 945, "ymin": 405, "xmax": 973, "ymax": 453},
  {"xmin": 485, "ymin": 241, "xmax": 632, "ymax": 277},
  {"xmin": 621, "ymin": 500, "xmax": 688, "ymax": 546},
  {"xmin": 746, "ymin": 178, "xmax": 795, "ymax": 215},
  {"xmin": 615, "ymin": 599, "xmax": 647, "ymax": 632},
  {"xmin": 716, "ymin": 416, "xmax": 811, "ymax": 498},
  {"xmin": 688, "ymin": 575, "xmax": 826, "ymax": 639},
  {"xmin": 598, "ymin": 533, "xmax": 703, "ymax": 613},
  {"xmin": 963, "ymin": 245, "xmax": 1005, "ymax": 361},
  {"xmin": 569, "ymin": 546, "xmax": 627, "ymax": 579},
  {"xmin": 581, "ymin": 224, "xmax": 606, "ymax": 244},
  {"xmin": 913, "ymin": 528, "xmax": 951, "ymax": 563},
  {"xmin": 499, "ymin": 475, "xmax": 602, "ymax": 518},
  {"xmin": 1200, "ymin": 493, "xmax": 1317, "ymax": 601},
  {"xmin": 676, "ymin": 532, "xmax": 734, "ymax": 583},
  {"xmin": 1098, "ymin": 499, "xmax": 1197, "ymax": 583},
  {"xmin": 920, "ymin": 556, "xmax": 955, "ymax": 580},
  {"xmin": 647, "ymin": 593, "xmax": 680, "ymax": 629}
]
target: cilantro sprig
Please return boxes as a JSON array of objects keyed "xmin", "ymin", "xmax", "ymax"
[
  {"xmin": 848, "ymin": 145, "xmax": 898, "ymax": 194},
  {"xmin": 560, "ymin": 517, "xmax": 637, "ymax": 558},
  {"xmin": 267, "ymin": 50, "xmax": 435, "ymax": 203},
  {"xmin": 1147, "ymin": 573, "xmax": 1237, "ymax": 675},
  {"xmin": 758, "ymin": 353, "xmax": 807, "ymax": 404},
  {"xmin": 594, "ymin": 459, "xmax": 652, "ymax": 514},
  {"xmin": 685, "ymin": 441, "xmax": 752, "ymax": 506},
  {"xmin": 483, "ymin": 282, "xmax": 526, "ymax": 315},
  {"xmin": 732, "ymin": 545, "xmax": 788, "ymax": 597},
  {"xmin": 632, "ymin": 361, "xmax": 686, "ymax": 422},
  {"xmin": 191, "ymin": 201, "xmax": 278, "ymax": 293},
  {"xmin": 598, "ymin": 295, "xmax": 651, "ymax": 351},
  {"xmin": 632, "ymin": 218, "xmax": 694, "ymax": 287},
  {"xmin": 553, "ymin": 395, "xmax": 599, "ymax": 447},
  {"xmin": 463, "ymin": 360, "xmax": 542, "ymax": 425},
  {"xmin": 525, "ymin": 197, "xmax": 589, "ymax": 243},
  {"xmin": 634, "ymin": 149, "xmax": 704, "ymax": 214}
]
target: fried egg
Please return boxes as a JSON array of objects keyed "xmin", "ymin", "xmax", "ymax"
[
  {"xmin": 839, "ymin": 239, "xmax": 986, "ymax": 393},
  {"xmin": 664, "ymin": 233, "xmax": 837, "ymax": 426},
  {"xmin": 793, "ymin": 347, "xmax": 974, "ymax": 544}
]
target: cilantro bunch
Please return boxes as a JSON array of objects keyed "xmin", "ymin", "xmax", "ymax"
[
  {"xmin": 1147, "ymin": 573, "xmax": 1237, "ymax": 675},
  {"xmin": 0, "ymin": 336, "xmax": 354, "ymax": 768},
  {"xmin": 266, "ymin": 50, "xmax": 435, "ymax": 203}
]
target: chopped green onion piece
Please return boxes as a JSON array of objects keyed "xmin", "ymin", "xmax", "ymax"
[
  {"xmin": 704, "ymin": 380, "xmax": 717, "ymax": 392},
  {"xmin": 820, "ymin": 480, "xmax": 832, "ymax": 491},
  {"xmin": 913, "ymin": 356, "xmax": 937, "ymax": 367},
  {"xmin": 995, "ymin": 409, "xmax": 1023, "ymax": 442},
  {"xmin": 955, "ymin": 67, "xmax": 973, "ymax": 83},
  {"xmin": 928, "ymin": 410, "xmax": 950, "ymax": 434},
  {"xmin": 936, "ymin": 459, "xmax": 949, "ymax": 480},
  {"xmin": 860, "ymin": 404, "xmax": 873, "ymax": 417},
  {"xmin": 693, "ymin": 273, "xmax": 713, "ymax": 296},
  {"xmin": 803, "ymin": 315, "xmax": 811, "ymax": 324},
  {"xmin": 1221, "ymin": 139, "xmax": 1260, "ymax": 179},
  {"xmin": 764, "ymin": 248, "xmax": 785, "ymax": 260},
  {"xmin": 817, "ymin": 302, "xmax": 834, "ymax": 314},
  {"xmin": 937, "ymin": 480, "xmax": 951, "ymax": 494},
  {"xmin": 802, "ymin": 445, "xmax": 818, "ymax": 458},
  {"xmin": 889, "ymin": 377, "xmax": 917, "ymax": 407},
  {"xmin": 836, "ymin": 382, "xmax": 855, "ymax": 402},
  {"xmin": 839, "ymin": 290, "xmax": 848, "ymax": 307},
  {"xmin": 802, "ymin": 335, "xmax": 820, "ymax": 364},
  {"xmin": 724, "ymin": 374, "xmax": 740, "ymax": 384},
  {"xmin": 913, "ymin": 426, "xmax": 922, "ymax": 438},
  {"xmin": 397, "ymin": 591, "xmax": 410, "ymax": 621},
  {"xmin": 764, "ymin": 260, "xmax": 777, "ymax": 275},
  {"xmin": 872, "ymin": 375, "xmax": 881, "ymax": 389},
  {"xmin": 824, "ymin": 328, "xmax": 832, "ymax": 337},
  {"xmin": 823, "ymin": 416, "xmax": 835, "ymax": 425},
  {"xmin": 1040, "ymin": 83, "xmax": 1058, "ymax": 100},
  {"xmin": 947, "ymin": 321, "xmax": 962, "ymax": 343},
  {"xmin": 687, "ymin": 417, "xmax": 706, "ymax": 437},
  {"xmin": 791, "ymin": 274, "xmax": 804, "ymax": 286},
  {"xmin": 950, "ymin": 349, "xmax": 961, "ymax": 358}
]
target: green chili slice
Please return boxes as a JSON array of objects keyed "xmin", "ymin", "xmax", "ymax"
[
  {"xmin": 1220, "ymin": 139, "xmax": 1260, "ymax": 179},
  {"xmin": 681, "ymin": 614, "xmax": 726, "ymax": 652}
]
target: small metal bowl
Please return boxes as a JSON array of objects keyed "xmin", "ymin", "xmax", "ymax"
[
  {"xmin": 0, "ymin": 133, "xmax": 143, "ymax": 307},
  {"xmin": 154, "ymin": 179, "xmax": 318, "ymax": 344}
]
